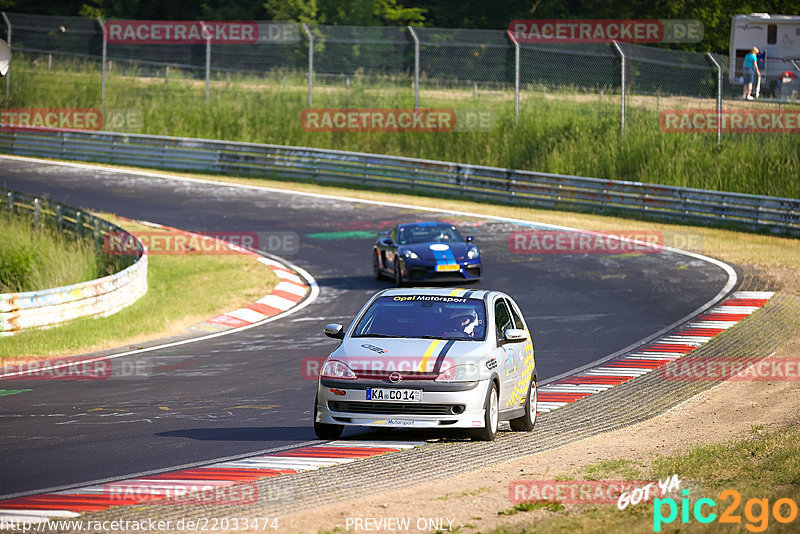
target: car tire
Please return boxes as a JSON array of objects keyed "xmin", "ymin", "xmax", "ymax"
[
  {"xmin": 470, "ymin": 383, "xmax": 499, "ymax": 441},
  {"xmin": 394, "ymin": 258, "xmax": 404, "ymax": 287},
  {"xmin": 373, "ymin": 251, "xmax": 383, "ymax": 280},
  {"xmin": 509, "ymin": 375, "xmax": 537, "ymax": 432},
  {"xmin": 313, "ymin": 396, "xmax": 344, "ymax": 440}
]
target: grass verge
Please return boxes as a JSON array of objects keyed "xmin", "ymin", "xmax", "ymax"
[
  {"xmin": 0, "ymin": 215, "xmax": 109, "ymax": 293},
  {"xmin": 7, "ymin": 56, "xmax": 800, "ymax": 199},
  {"xmin": 0, "ymin": 215, "xmax": 279, "ymax": 361},
  {"xmin": 493, "ymin": 426, "xmax": 800, "ymax": 533}
]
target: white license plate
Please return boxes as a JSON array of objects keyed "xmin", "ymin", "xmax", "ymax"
[
  {"xmin": 366, "ymin": 388, "xmax": 422, "ymax": 402},
  {"xmin": 436, "ymin": 264, "xmax": 460, "ymax": 272}
]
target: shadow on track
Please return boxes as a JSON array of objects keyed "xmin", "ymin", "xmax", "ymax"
[
  {"xmin": 156, "ymin": 426, "xmax": 316, "ymax": 442},
  {"xmin": 312, "ymin": 276, "xmax": 389, "ymax": 291}
]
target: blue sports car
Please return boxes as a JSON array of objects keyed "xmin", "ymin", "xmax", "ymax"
[{"xmin": 372, "ymin": 222, "xmax": 482, "ymax": 286}]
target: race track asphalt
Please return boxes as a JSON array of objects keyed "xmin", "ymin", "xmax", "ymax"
[{"xmin": 0, "ymin": 159, "xmax": 731, "ymax": 497}]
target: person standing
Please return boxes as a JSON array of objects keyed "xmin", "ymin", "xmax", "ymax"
[{"xmin": 742, "ymin": 46, "xmax": 761, "ymax": 100}]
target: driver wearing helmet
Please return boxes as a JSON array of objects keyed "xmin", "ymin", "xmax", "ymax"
[{"xmin": 443, "ymin": 309, "xmax": 480, "ymax": 338}]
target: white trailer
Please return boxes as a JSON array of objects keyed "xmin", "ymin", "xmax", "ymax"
[{"xmin": 729, "ymin": 13, "xmax": 800, "ymax": 97}]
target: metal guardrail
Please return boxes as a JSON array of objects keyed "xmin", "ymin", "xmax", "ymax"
[
  {"xmin": 0, "ymin": 128, "xmax": 798, "ymax": 236},
  {"xmin": 0, "ymin": 188, "xmax": 148, "ymax": 334}
]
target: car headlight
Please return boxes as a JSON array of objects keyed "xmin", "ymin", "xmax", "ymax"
[
  {"xmin": 320, "ymin": 360, "xmax": 358, "ymax": 380},
  {"xmin": 435, "ymin": 364, "xmax": 479, "ymax": 382},
  {"xmin": 403, "ymin": 250, "xmax": 419, "ymax": 259},
  {"xmin": 467, "ymin": 247, "xmax": 479, "ymax": 259}
]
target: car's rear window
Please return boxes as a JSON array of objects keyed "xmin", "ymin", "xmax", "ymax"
[{"xmin": 353, "ymin": 295, "xmax": 486, "ymax": 341}]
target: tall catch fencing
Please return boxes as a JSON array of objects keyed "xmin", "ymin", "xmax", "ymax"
[{"xmin": 2, "ymin": 11, "xmax": 780, "ymax": 136}]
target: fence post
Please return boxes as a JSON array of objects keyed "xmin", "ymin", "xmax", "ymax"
[
  {"xmin": 93, "ymin": 217, "xmax": 101, "ymax": 249},
  {"xmin": 7, "ymin": 191, "xmax": 13, "ymax": 219},
  {"xmin": 707, "ymin": 52, "xmax": 723, "ymax": 145},
  {"xmin": 408, "ymin": 26, "xmax": 420, "ymax": 110},
  {"xmin": 33, "ymin": 198, "xmax": 41, "ymax": 229},
  {"xmin": 612, "ymin": 41, "xmax": 626, "ymax": 135},
  {"xmin": 506, "ymin": 30, "xmax": 520, "ymax": 125},
  {"xmin": 2, "ymin": 12, "xmax": 11, "ymax": 103},
  {"xmin": 302, "ymin": 23, "xmax": 313, "ymax": 106},
  {"xmin": 98, "ymin": 17, "xmax": 107, "ymax": 106},
  {"xmin": 199, "ymin": 21, "xmax": 211, "ymax": 104}
]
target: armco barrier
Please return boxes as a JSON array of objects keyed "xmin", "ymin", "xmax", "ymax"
[
  {"xmin": 0, "ymin": 189, "xmax": 148, "ymax": 334},
  {"xmin": 0, "ymin": 129, "xmax": 798, "ymax": 235}
]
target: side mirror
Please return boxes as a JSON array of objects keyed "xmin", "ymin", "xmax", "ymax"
[
  {"xmin": 379, "ymin": 237, "xmax": 393, "ymax": 246},
  {"xmin": 324, "ymin": 324, "xmax": 344, "ymax": 339},
  {"xmin": 504, "ymin": 328, "xmax": 527, "ymax": 343},
  {"xmin": 466, "ymin": 235, "xmax": 474, "ymax": 242}
]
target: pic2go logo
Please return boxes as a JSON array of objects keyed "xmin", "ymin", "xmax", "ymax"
[{"xmin": 654, "ymin": 489, "xmax": 799, "ymax": 532}]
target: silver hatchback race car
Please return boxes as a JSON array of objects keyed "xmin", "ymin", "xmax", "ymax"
[{"xmin": 313, "ymin": 288, "xmax": 537, "ymax": 441}]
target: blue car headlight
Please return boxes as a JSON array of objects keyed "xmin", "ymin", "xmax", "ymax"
[
  {"xmin": 403, "ymin": 250, "xmax": 420, "ymax": 260},
  {"xmin": 467, "ymin": 247, "xmax": 480, "ymax": 260}
]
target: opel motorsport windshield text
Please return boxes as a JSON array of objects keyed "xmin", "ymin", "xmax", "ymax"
[{"xmin": 391, "ymin": 295, "xmax": 469, "ymax": 303}]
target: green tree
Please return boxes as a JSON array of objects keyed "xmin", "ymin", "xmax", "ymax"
[
  {"xmin": 264, "ymin": 0, "xmax": 318, "ymax": 23},
  {"xmin": 200, "ymin": 0, "xmax": 269, "ymax": 20},
  {"xmin": 69, "ymin": 0, "xmax": 202, "ymax": 19},
  {"xmin": 376, "ymin": 0, "xmax": 426, "ymax": 26},
  {"xmin": 318, "ymin": 0, "xmax": 376, "ymax": 25},
  {"xmin": 5, "ymin": 0, "xmax": 90, "ymax": 16},
  {"xmin": 316, "ymin": 0, "xmax": 426, "ymax": 26}
]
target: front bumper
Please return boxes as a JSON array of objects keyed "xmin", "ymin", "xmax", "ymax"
[
  {"xmin": 402, "ymin": 260, "xmax": 482, "ymax": 282},
  {"xmin": 316, "ymin": 379, "xmax": 490, "ymax": 429}
]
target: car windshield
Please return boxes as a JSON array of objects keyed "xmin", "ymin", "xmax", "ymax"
[
  {"xmin": 353, "ymin": 295, "xmax": 486, "ymax": 341},
  {"xmin": 397, "ymin": 224, "xmax": 464, "ymax": 245}
]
